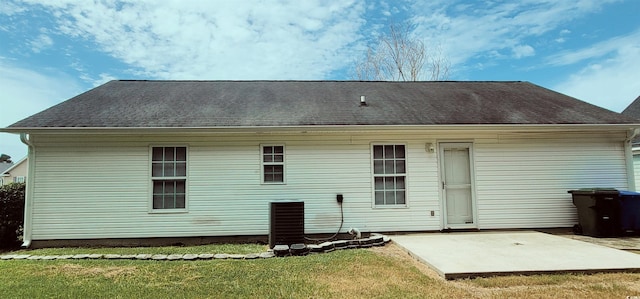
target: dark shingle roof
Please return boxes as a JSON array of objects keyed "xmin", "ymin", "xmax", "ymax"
[
  {"xmin": 0, "ymin": 162, "xmax": 14, "ymax": 174},
  {"xmin": 622, "ymin": 95, "xmax": 640, "ymax": 120},
  {"xmin": 7, "ymin": 80, "xmax": 637, "ymax": 129},
  {"xmin": 622, "ymin": 95, "xmax": 640, "ymax": 144}
]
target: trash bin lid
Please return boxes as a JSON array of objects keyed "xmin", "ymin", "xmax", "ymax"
[
  {"xmin": 619, "ymin": 190, "xmax": 640, "ymax": 197},
  {"xmin": 568, "ymin": 188, "xmax": 619, "ymax": 195}
]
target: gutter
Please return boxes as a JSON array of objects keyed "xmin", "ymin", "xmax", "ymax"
[
  {"xmin": 625, "ymin": 128, "xmax": 640, "ymax": 191},
  {"xmin": 3, "ymin": 123, "xmax": 640, "ymax": 135},
  {"xmin": 19, "ymin": 133, "xmax": 34, "ymax": 248}
]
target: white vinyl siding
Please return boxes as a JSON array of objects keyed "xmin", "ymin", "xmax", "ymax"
[
  {"xmin": 474, "ymin": 140, "xmax": 628, "ymax": 229},
  {"xmin": 30, "ymin": 146, "xmax": 150, "ymax": 240},
  {"xmin": 25, "ymin": 130, "xmax": 630, "ymax": 240},
  {"xmin": 633, "ymin": 153, "xmax": 640, "ymax": 191}
]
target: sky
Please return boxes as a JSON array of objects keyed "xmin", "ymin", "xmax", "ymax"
[{"xmin": 1, "ymin": 0, "xmax": 639, "ymax": 160}]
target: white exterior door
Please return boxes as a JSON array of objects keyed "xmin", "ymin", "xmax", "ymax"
[{"xmin": 440, "ymin": 143, "xmax": 476, "ymax": 229}]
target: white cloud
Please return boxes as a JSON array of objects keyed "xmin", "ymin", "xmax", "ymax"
[
  {"xmin": 18, "ymin": 0, "xmax": 367, "ymax": 80},
  {"xmin": 11, "ymin": 0, "xmax": 622, "ymax": 84},
  {"xmin": 556, "ymin": 29, "xmax": 571, "ymax": 43},
  {"xmin": 0, "ymin": 1, "xmax": 26, "ymax": 16},
  {"xmin": 0, "ymin": 60, "xmax": 82, "ymax": 159},
  {"xmin": 410, "ymin": 0, "xmax": 620, "ymax": 66},
  {"xmin": 512, "ymin": 44, "xmax": 535, "ymax": 58},
  {"xmin": 553, "ymin": 41, "xmax": 640, "ymax": 112},
  {"xmin": 29, "ymin": 34, "xmax": 53, "ymax": 53},
  {"xmin": 546, "ymin": 29, "xmax": 640, "ymax": 66},
  {"xmin": 544, "ymin": 28, "xmax": 640, "ymax": 111},
  {"xmin": 93, "ymin": 73, "xmax": 117, "ymax": 87}
]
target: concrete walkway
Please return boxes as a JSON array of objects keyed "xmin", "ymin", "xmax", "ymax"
[{"xmin": 392, "ymin": 231, "xmax": 640, "ymax": 280}]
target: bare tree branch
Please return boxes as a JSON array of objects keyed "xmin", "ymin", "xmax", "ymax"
[{"xmin": 353, "ymin": 22, "xmax": 449, "ymax": 81}]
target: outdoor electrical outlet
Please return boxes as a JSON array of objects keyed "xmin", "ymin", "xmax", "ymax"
[
  {"xmin": 336, "ymin": 194, "xmax": 343, "ymax": 203},
  {"xmin": 430, "ymin": 210, "xmax": 435, "ymax": 216}
]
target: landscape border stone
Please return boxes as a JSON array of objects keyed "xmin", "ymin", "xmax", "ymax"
[{"xmin": 0, "ymin": 234, "xmax": 391, "ymax": 261}]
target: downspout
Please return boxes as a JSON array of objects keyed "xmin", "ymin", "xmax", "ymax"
[
  {"xmin": 624, "ymin": 128, "xmax": 639, "ymax": 191},
  {"xmin": 19, "ymin": 133, "xmax": 34, "ymax": 248}
]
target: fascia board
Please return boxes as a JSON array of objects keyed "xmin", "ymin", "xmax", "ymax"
[{"xmin": 2, "ymin": 123, "xmax": 640, "ymax": 135}]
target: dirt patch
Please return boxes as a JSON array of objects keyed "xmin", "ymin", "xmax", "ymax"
[
  {"xmin": 45, "ymin": 264, "xmax": 137, "ymax": 279},
  {"xmin": 368, "ymin": 242, "xmax": 442, "ymax": 280},
  {"xmin": 561, "ymin": 234, "xmax": 640, "ymax": 250},
  {"xmin": 311, "ymin": 244, "xmax": 461, "ymax": 298}
]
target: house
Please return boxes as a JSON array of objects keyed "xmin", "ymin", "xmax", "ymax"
[
  {"xmin": 0, "ymin": 162, "xmax": 14, "ymax": 186},
  {"xmin": 3, "ymin": 80, "xmax": 639, "ymax": 248},
  {"xmin": 622, "ymin": 95, "xmax": 640, "ymax": 190},
  {"xmin": 1, "ymin": 157, "xmax": 28, "ymax": 186}
]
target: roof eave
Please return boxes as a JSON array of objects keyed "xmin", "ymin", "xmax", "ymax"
[{"xmin": 3, "ymin": 123, "xmax": 640, "ymax": 135}]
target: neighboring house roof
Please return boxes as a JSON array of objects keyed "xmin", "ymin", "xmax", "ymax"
[
  {"xmin": 0, "ymin": 162, "xmax": 14, "ymax": 175},
  {"xmin": 1, "ymin": 157, "xmax": 26, "ymax": 176},
  {"xmin": 622, "ymin": 95, "xmax": 640, "ymax": 118},
  {"xmin": 622, "ymin": 95, "xmax": 640, "ymax": 145},
  {"xmin": 5, "ymin": 80, "xmax": 638, "ymax": 129}
]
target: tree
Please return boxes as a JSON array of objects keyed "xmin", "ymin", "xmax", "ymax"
[
  {"xmin": 0, "ymin": 154, "xmax": 11, "ymax": 164},
  {"xmin": 353, "ymin": 22, "xmax": 450, "ymax": 81},
  {"xmin": 0, "ymin": 182, "xmax": 25, "ymax": 249}
]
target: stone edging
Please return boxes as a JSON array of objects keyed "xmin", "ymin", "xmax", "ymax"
[{"xmin": 0, "ymin": 235, "xmax": 391, "ymax": 261}]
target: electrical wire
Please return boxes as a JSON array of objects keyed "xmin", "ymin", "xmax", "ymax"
[{"xmin": 304, "ymin": 202, "xmax": 344, "ymax": 242}]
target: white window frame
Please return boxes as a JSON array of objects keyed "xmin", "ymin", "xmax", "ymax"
[
  {"xmin": 371, "ymin": 143, "xmax": 408, "ymax": 208},
  {"xmin": 14, "ymin": 176, "xmax": 25, "ymax": 183},
  {"xmin": 149, "ymin": 145, "xmax": 188, "ymax": 213},
  {"xmin": 261, "ymin": 144, "xmax": 286, "ymax": 184}
]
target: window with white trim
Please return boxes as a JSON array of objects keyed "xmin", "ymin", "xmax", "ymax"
[
  {"xmin": 262, "ymin": 145, "xmax": 285, "ymax": 184},
  {"xmin": 14, "ymin": 176, "xmax": 25, "ymax": 183},
  {"xmin": 152, "ymin": 146, "xmax": 187, "ymax": 210},
  {"xmin": 373, "ymin": 144, "xmax": 406, "ymax": 205}
]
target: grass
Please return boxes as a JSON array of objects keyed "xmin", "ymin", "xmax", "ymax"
[{"xmin": 2, "ymin": 243, "xmax": 640, "ymax": 298}]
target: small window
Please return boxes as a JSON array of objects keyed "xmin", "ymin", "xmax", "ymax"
[
  {"xmin": 372, "ymin": 145, "xmax": 406, "ymax": 206},
  {"xmin": 151, "ymin": 146, "xmax": 187, "ymax": 210},
  {"xmin": 14, "ymin": 176, "xmax": 25, "ymax": 183},
  {"xmin": 262, "ymin": 145, "xmax": 285, "ymax": 184}
]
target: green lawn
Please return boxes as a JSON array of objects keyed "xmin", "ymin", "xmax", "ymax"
[{"xmin": 1, "ymin": 244, "xmax": 640, "ymax": 298}]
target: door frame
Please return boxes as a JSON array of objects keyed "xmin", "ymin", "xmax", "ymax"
[{"xmin": 438, "ymin": 142, "xmax": 478, "ymax": 230}]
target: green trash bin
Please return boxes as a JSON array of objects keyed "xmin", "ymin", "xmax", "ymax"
[{"xmin": 568, "ymin": 188, "xmax": 621, "ymax": 237}]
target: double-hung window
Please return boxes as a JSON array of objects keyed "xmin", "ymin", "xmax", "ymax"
[
  {"xmin": 373, "ymin": 144, "xmax": 406, "ymax": 206},
  {"xmin": 262, "ymin": 145, "xmax": 285, "ymax": 184},
  {"xmin": 152, "ymin": 146, "xmax": 187, "ymax": 210}
]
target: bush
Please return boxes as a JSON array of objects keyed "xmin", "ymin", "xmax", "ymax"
[{"xmin": 0, "ymin": 183, "xmax": 25, "ymax": 249}]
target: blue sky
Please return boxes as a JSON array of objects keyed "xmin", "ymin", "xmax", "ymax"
[{"xmin": 1, "ymin": 0, "xmax": 639, "ymax": 160}]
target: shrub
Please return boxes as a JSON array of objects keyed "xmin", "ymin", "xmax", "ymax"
[{"xmin": 0, "ymin": 183, "xmax": 25, "ymax": 249}]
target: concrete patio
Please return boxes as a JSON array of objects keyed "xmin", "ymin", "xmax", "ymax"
[{"xmin": 392, "ymin": 231, "xmax": 640, "ymax": 280}]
